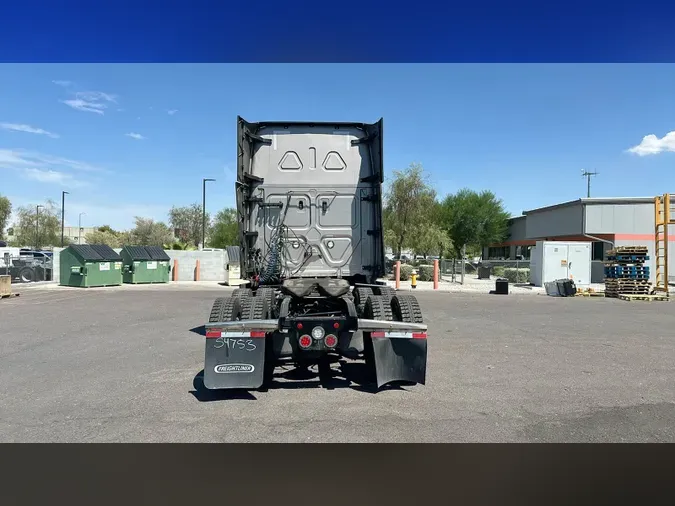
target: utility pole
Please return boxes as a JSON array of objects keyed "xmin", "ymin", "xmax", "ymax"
[
  {"xmin": 61, "ymin": 191, "xmax": 69, "ymax": 247},
  {"xmin": 78, "ymin": 212, "xmax": 86, "ymax": 244},
  {"xmin": 202, "ymin": 178, "xmax": 216, "ymax": 249},
  {"xmin": 581, "ymin": 169, "xmax": 598, "ymax": 198},
  {"xmin": 36, "ymin": 205, "xmax": 44, "ymax": 250}
]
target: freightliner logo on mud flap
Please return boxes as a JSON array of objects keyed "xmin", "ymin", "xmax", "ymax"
[{"xmin": 214, "ymin": 364, "xmax": 255, "ymax": 374}]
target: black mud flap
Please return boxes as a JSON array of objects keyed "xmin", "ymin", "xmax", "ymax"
[
  {"xmin": 203, "ymin": 333, "xmax": 267, "ymax": 390},
  {"xmin": 372, "ymin": 336, "xmax": 427, "ymax": 388}
]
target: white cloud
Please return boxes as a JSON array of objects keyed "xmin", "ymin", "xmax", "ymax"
[
  {"xmin": 167, "ymin": 109, "xmax": 178, "ymax": 115},
  {"xmin": 0, "ymin": 148, "xmax": 110, "ymax": 174},
  {"xmin": 627, "ymin": 131, "xmax": 675, "ymax": 156},
  {"xmin": 0, "ymin": 122, "xmax": 59, "ymax": 139},
  {"xmin": 125, "ymin": 132, "xmax": 146, "ymax": 140},
  {"xmin": 61, "ymin": 90, "xmax": 118, "ymax": 115},
  {"xmin": 52, "ymin": 80, "xmax": 72, "ymax": 87},
  {"xmin": 23, "ymin": 168, "xmax": 88, "ymax": 188}
]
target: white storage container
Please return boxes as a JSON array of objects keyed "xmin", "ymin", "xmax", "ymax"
[{"xmin": 530, "ymin": 240, "xmax": 592, "ymax": 287}]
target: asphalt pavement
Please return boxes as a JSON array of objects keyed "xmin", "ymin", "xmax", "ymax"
[{"xmin": 1, "ymin": 285, "xmax": 674, "ymax": 442}]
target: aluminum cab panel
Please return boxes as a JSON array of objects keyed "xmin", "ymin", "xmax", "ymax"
[{"xmin": 237, "ymin": 118, "xmax": 385, "ymax": 282}]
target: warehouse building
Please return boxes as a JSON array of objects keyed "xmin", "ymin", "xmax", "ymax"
[{"xmin": 484, "ymin": 197, "xmax": 675, "ymax": 284}]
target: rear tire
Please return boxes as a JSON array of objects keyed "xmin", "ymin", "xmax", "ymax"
[
  {"xmin": 391, "ymin": 294, "xmax": 424, "ymax": 323},
  {"xmin": 362, "ymin": 295, "xmax": 394, "ymax": 382},
  {"xmin": 255, "ymin": 287, "xmax": 277, "ymax": 318},
  {"xmin": 232, "ymin": 287, "xmax": 252, "ymax": 300},
  {"xmin": 19, "ymin": 267, "xmax": 36, "ymax": 283},
  {"xmin": 354, "ymin": 287, "xmax": 374, "ymax": 317},
  {"xmin": 375, "ymin": 285, "xmax": 396, "ymax": 301},
  {"xmin": 245, "ymin": 294, "xmax": 270, "ymax": 319},
  {"xmin": 208, "ymin": 296, "xmax": 240, "ymax": 323}
]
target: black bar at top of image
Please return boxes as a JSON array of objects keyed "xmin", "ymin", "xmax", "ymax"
[{"xmin": 1, "ymin": 444, "xmax": 674, "ymax": 505}]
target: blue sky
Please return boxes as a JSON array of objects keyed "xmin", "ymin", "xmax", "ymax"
[{"xmin": 1, "ymin": 64, "xmax": 674, "ymax": 230}]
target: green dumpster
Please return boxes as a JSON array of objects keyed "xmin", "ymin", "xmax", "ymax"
[
  {"xmin": 59, "ymin": 244, "xmax": 123, "ymax": 287},
  {"xmin": 121, "ymin": 245, "xmax": 171, "ymax": 284}
]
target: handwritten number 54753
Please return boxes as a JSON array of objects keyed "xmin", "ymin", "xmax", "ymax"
[{"xmin": 213, "ymin": 338, "xmax": 256, "ymax": 352}]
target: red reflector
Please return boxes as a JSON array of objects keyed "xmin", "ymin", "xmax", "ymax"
[
  {"xmin": 205, "ymin": 330, "xmax": 221, "ymax": 338},
  {"xmin": 250, "ymin": 331, "xmax": 266, "ymax": 338},
  {"xmin": 371, "ymin": 331, "xmax": 385, "ymax": 338},
  {"xmin": 333, "ymin": 322, "xmax": 340, "ymax": 329},
  {"xmin": 299, "ymin": 335, "xmax": 312, "ymax": 348},
  {"xmin": 325, "ymin": 334, "xmax": 338, "ymax": 348},
  {"xmin": 413, "ymin": 332, "xmax": 427, "ymax": 339}
]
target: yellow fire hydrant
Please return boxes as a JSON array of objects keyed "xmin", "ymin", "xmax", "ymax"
[{"xmin": 411, "ymin": 270, "xmax": 418, "ymax": 289}]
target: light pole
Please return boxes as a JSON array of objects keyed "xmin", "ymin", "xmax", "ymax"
[
  {"xmin": 36, "ymin": 205, "xmax": 44, "ymax": 250},
  {"xmin": 202, "ymin": 178, "xmax": 216, "ymax": 249},
  {"xmin": 78, "ymin": 212, "xmax": 86, "ymax": 244},
  {"xmin": 61, "ymin": 191, "xmax": 69, "ymax": 247}
]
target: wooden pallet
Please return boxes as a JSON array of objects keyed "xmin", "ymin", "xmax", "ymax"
[
  {"xmin": 575, "ymin": 291, "xmax": 605, "ymax": 297},
  {"xmin": 618, "ymin": 293, "xmax": 670, "ymax": 302},
  {"xmin": 608, "ymin": 246, "xmax": 648, "ymax": 255},
  {"xmin": 605, "ymin": 284, "xmax": 652, "ymax": 290},
  {"xmin": 604, "ymin": 282, "xmax": 651, "ymax": 288},
  {"xmin": 605, "ymin": 277, "xmax": 645, "ymax": 284}
]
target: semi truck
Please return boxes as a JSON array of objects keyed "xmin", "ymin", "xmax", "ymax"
[
  {"xmin": 203, "ymin": 117, "xmax": 428, "ymax": 391},
  {"xmin": 0, "ymin": 248, "xmax": 52, "ymax": 283}
]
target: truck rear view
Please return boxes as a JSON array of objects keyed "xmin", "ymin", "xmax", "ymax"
[{"xmin": 203, "ymin": 117, "xmax": 428, "ymax": 391}]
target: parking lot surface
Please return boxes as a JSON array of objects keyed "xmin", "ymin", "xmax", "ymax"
[{"xmin": 1, "ymin": 285, "xmax": 674, "ymax": 442}]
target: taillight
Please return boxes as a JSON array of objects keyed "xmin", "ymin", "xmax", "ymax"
[
  {"xmin": 325, "ymin": 334, "xmax": 338, "ymax": 348},
  {"xmin": 298, "ymin": 335, "xmax": 312, "ymax": 349}
]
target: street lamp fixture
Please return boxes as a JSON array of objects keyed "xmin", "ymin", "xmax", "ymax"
[{"xmin": 202, "ymin": 178, "xmax": 216, "ymax": 249}]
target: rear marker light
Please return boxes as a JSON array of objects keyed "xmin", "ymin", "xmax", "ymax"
[
  {"xmin": 333, "ymin": 322, "xmax": 340, "ymax": 329},
  {"xmin": 325, "ymin": 334, "xmax": 338, "ymax": 348},
  {"xmin": 297, "ymin": 323, "xmax": 303, "ymax": 330},
  {"xmin": 299, "ymin": 335, "xmax": 312, "ymax": 349}
]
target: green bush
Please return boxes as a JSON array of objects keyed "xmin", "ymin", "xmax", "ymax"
[
  {"xmin": 418, "ymin": 264, "xmax": 434, "ymax": 281},
  {"xmin": 502, "ymin": 267, "xmax": 530, "ymax": 283},
  {"xmin": 492, "ymin": 266, "xmax": 505, "ymax": 277},
  {"xmin": 400, "ymin": 264, "xmax": 414, "ymax": 281}
]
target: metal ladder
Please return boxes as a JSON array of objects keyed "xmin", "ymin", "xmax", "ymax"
[{"xmin": 654, "ymin": 194, "xmax": 674, "ymax": 293}]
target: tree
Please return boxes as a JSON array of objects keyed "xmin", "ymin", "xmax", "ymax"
[
  {"xmin": 383, "ymin": 163, "xmax": 437, "ymax": 257},
  {"xmin": 168, "ymin": 203, "xmax": 209, "ymax": 247},
  {"xmin": 85, "ymin": 226, "xmax": 128, "ymax": 247},
  {"xmin": 0, "ymin": 195, "xmax": 11, "ymax": 240},
  {"xmin": 209, "ymin": 208, "xmax": 239, "ymax": 248},
  {"xmin": 9, "ymin": 200, "xmax": 64, "ymax": 248},
  {"xmin": 409, "ymin": 224, "xmax": 452, "ymax": 258},
  {"xmin": 440, "ymin": 188, "xmax": 510, "ymax": 257},
  {"xmin": 128, "ymin": 217, "xmax": 174, "ymax": 246}
]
